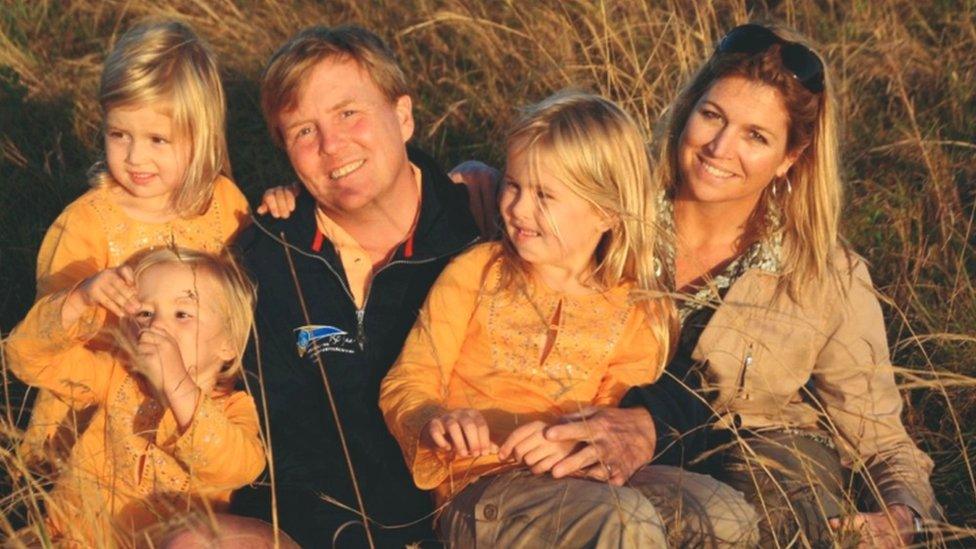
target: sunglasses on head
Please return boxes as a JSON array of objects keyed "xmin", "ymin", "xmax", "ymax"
[{"xmin": 716, "ymin": 24, "xmax": 825, "ymax": 94}]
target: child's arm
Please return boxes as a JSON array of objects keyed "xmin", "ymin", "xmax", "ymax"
[
  {"xmin": 163, "ymin": 390, "xmax": 266, "ymax": 489},
  {"xmin": 36, "ymin": 201, "xmax": 110, "ymax": 298},
  {"xmin": 379, "ymin": 245, "xmax": 491, "ymax": 490},
  {"xmin": 5, "ymin": 287, "xmax": 119, "ymax": 407}
]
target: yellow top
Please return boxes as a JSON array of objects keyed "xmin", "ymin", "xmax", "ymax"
[
  {"xmin": 379, "ymin": 242, "xmax": 662, "ymax": 503},
  {"xmin": 5, "ymin": 291, "xmax": 265, "ymax": 547},
  {"xmin": 35, "ymin": 175, "xmax": 249, "ymax": 297}
]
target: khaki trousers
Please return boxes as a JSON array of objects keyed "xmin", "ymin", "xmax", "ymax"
[{"xmin": 439, "ymin": 466, "xmax": 758, "ymax": 548}]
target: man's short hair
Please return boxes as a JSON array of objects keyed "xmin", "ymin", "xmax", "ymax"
[{"xmin": 261, "ymin": 25, "xmax": 410, "ymax": 146}]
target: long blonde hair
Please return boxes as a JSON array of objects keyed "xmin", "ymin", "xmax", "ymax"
[
  {"xmin": 658, "ymin": 23, "xmax": 843, "ymax": 297},
  {"xmin": 90, "ymin": 20, "xmax": 231, "ymax": 217},
  {"xmin": 131, "ymin": 247, "xmax": 255, "ymax": 384},
  {"xmin": 502, "ymin": 91, "xmax": 675, "ymax": 364}
]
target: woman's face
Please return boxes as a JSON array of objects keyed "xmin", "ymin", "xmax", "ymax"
[{"xmin": 677, "ymin": 75, "xmax": 799, "ymax": 209}]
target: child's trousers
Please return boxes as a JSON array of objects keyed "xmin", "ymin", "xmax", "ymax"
[{"xmin": 438, "ymin": 465, "xmax": 758, "ymax": 547}]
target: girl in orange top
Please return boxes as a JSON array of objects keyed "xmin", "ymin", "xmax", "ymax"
[
  {"xmin": 25, "ymin": 20, "xmax": 250, "ymax": 465},
  {"xmin": 380, "ymin": 92, "xmax": 675, "ymax": 544},
  {"xmin": 6, "ymin": 248, "xmax": 265, "ymax": 546}
]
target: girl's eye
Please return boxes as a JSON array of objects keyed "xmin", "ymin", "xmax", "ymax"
[
  {"xmin": 749, "ymin": 131, "xmax": 769, "ymax": 145},
  {"xmin": 135, "ymin": 310, "xmax": 153, "ymax": 321},
  {"xmin": 175, "ymin": 311, "xmax": 193, "ymax": 320},
  {"xmin": 701, "ymin": 109, "xmax": 721, "ymax": 120},
  {"xmin": 536, "ymin": 190, "xmax": 551, "ymax": 201},
  {"xmin": 150, "ymin": 135, "xmax": 170, "ymax": 145}
]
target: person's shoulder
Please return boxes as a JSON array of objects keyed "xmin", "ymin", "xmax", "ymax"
[{"xmin": 826, "ymin": 243, "xmax": 873, "ymax": 287}]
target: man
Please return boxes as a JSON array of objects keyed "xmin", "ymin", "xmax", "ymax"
[{"xmin": 230, "ymin": 26, "xmax": 480, "ymax": 547}]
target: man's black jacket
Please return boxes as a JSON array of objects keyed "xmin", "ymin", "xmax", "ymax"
[{"xmin": 231, "ymin": 147, "xmax": 480, "ymax": 548}]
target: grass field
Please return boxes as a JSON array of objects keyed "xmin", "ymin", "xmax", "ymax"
[{"xmin": 1, "ymin": 0, "xmax": 974, "ymax": 544}]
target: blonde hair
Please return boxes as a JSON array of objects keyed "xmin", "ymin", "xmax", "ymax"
[
  {"xmin": 90, "ymin": 20, "xmax": 231, "ymax": 217},
  {"xmin": 131, "ymin": 247, "xmax": 255, "ymax": 384},
  {"xmin": 502, "ymin": 91, "xmax": 675, "ymax": 365},
  {"xmin": 261, "ymin": 25, "xmax": 409, "ymax": 147},
  {"xmin": 658, "ymin": 23, "xmax": 842, "ymax": 297}
]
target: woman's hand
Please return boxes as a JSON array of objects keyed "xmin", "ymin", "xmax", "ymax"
[
  {"xmin": 256, "ymin": 183, "xmax": 300, "ymax": 218},
  {"xmin": 544, "ymin": 406, "xmax": 657, "ymax": 486},
  {"xmin": 828, "ymin": 505, "xmax": 916, "ymax": 548},
  {"xmin": 498, "ymin": 420, "xmax": 578, "ymax": 475},
  {"xmin": 421, "ymin": 408, "xmax": 497, "ymax": 458}
]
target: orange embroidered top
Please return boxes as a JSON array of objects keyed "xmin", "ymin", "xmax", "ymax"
[
  {"xmin": 5, "ymin": 291, "xmax": 265, "ymax": 547},
  {"xmin": 35, "ymin": 175, "xmax": 249, "ymax": 297},
  {"xmin": 379, "ymin": 243, "xmax": 663, "ymax": 503}
]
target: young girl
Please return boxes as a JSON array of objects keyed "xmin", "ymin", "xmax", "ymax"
[
  {"xmin": 379, "ymin": 92, "xmax": 677, "ymax": 546},
  {"xmin": 6, "ymin": 248, "xmax": 265, "ymax": 546},
  {"xmin": 24, "ymin": 20, "xmax": 249, "ymax": 465}
]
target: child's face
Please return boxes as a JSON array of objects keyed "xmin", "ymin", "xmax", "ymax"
[
  {"xmin": 132, "ymin": 262, "xmax": 234, "ymax": 390},
  {"xmin": 500, "ymin": 146, "xmax": 611, "ymax": 276},
  {"xmin": 105, "ymin": 102, "xmax": 190, "ymax": 209}
]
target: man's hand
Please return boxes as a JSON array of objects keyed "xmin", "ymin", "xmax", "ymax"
[
  {"xmin": 545, "ymin": 406, "xmax": 656, "ymax": 486},
  {"xmin": 421, "ymin": 408, "xmax": 497, "ymax": 458},
  {"xmin": 256, "ymin": 183, "xmax": 299, "ymax": 218},
  {"xmin": 828, "ymin": 505, "xmax": 917, "ymax": 548},
  {"xmin": 498, "ymin": 420, "xmax": 578, "ymax": 475}
]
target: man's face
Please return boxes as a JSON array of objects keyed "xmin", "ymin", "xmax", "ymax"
[{"xmin": 277, "ymin": 57, "xmax": 414, "ymax": 217}]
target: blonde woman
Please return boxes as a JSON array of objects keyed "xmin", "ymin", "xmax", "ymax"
[
  {"xmin": 536, "ymin": 23, "xmax": 941, "ymax": 547},
  {"xmin": 381, "ymin": 91, "xmax": 757, "ymax": 547}
]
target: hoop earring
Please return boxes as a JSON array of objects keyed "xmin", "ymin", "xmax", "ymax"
[{"xmin": 771, "ymin": 176, "xmax": 793, "ymax": 198}]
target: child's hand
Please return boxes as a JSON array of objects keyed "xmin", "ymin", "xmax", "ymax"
[
  {"xmin": 499, "ymin": 421, "xmax": 579, "ymax": 475},
  {"xmin": 134, "ymin": 326, "xmax": 194, "ymax": 403},
  {"xmin": 421, "ymin": 408, "xmax": 498, "ymax": 458},
  {"xmin": 72, "ymin": 266, "xmax": 140, "ymax": 318},
  {"xmin": 256, "ymin": 183, "xmax": 299, "ymax": 218}
]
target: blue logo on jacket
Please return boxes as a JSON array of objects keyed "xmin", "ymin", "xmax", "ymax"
[{"xmin": 295, "ymin": 325, "xmax": 350, "ymax": 357}]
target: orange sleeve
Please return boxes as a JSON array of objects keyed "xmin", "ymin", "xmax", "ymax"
[
  {"xmin": 35, "ymin": 199, "xmax": 109, "ymax": 298},
  {"xmin": 166, "ymin": 391, "xmax": 266, "ymax": 489},
  {"xmin": 213, "ymin": 175, "xmax": 251, "ymax": 244},
  {"xmin": 592, "ymin": 306, "xmax": 663, "ymax": 406},
  {"xmin": 4, "ymin": 291, "xmax": 114, "ymax": 408},
  {"xmin": 379, "ymin": 244, "xmax": 492, "ymax": 489}
]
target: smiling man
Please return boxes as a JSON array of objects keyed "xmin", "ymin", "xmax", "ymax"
[{"xmin": 230, "ymin": 26, "xmax": 481, "ymax": 547}]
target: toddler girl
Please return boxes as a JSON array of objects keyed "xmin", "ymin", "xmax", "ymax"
[
  {"xmin": 25, "ymin": 20, "xmax": 249, "ymax": 464},
  {"xmin": 379, "ymin": 92, "xmax": 675, "ymax": 546},
  {"xmin": 6, "ymin": 248, "xmax": 264, "ymax": 546}
]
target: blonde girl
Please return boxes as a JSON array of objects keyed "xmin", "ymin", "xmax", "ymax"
[
  {"xmin": 6, "ymin": 248, "xmax": 264, "ymax": 546},
  {"xmin": 24, "ymin": 20, "xmax": 249, "ymax": 466},
  {"xmin": 380, "ymin": 91, "xmax": 756, "ymax": 547}
]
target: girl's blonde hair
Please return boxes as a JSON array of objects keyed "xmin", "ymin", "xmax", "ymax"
[
  {"xmin": 502, "ymin": 91, "xmax": 675, "ymax": 365},
  {"xmin": 91, "ymin": 20, "xmax": 231, "ymax": 217},
  {"xmin": 658, "ymin": 23, "xmax": 842, "ymax": 297},
  {"xmin": 131, "ymin": 247, "xmax": 255, "ymax": 384}
]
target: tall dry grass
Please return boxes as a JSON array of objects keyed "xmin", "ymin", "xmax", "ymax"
[{"xmin": 1, "ymin": 0, "xmax": 974, "ymax": 545}]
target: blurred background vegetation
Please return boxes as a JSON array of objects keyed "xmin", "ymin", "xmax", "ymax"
[{"xmin": 1, "ymin": 0, "xmax": 974, "ymax": 538}]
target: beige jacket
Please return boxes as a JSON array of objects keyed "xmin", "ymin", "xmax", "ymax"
[{"xmin": 697, "ymin": 248, "xmax": 939, "ymax": 519}]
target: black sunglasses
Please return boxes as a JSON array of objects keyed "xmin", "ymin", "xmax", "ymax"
[{"xmin": 716, "ymin": 24, "xmax": 825, "ymax": 94}]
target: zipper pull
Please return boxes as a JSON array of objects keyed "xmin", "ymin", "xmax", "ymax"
[
  {"xmin": 356, "ymin": 309, "xmax": 367, "ymax": 351},
  {"xmin": 738, "ymin": 343, "xmax": 754, "ymax": 400}
]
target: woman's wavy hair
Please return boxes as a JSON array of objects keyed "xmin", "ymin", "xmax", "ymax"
[
  {"xmin": 90, "ymin": 20, "xmax": 230, "ymax": 217},
  {"xmin": 130, "ymin": 247, "xmax": 255, "ymax": 385},
  {"xmin": 500, "ymin": 91, "xmax": 676, "ymax": 366},
  {"xmin": 657, "ymin": 23, "xmax": 843, "ymax": 297}
]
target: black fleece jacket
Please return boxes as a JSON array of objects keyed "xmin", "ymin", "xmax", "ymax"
[{"xmin": 231, "ymin": 147, "xmax": 479, "ymax": 548}]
